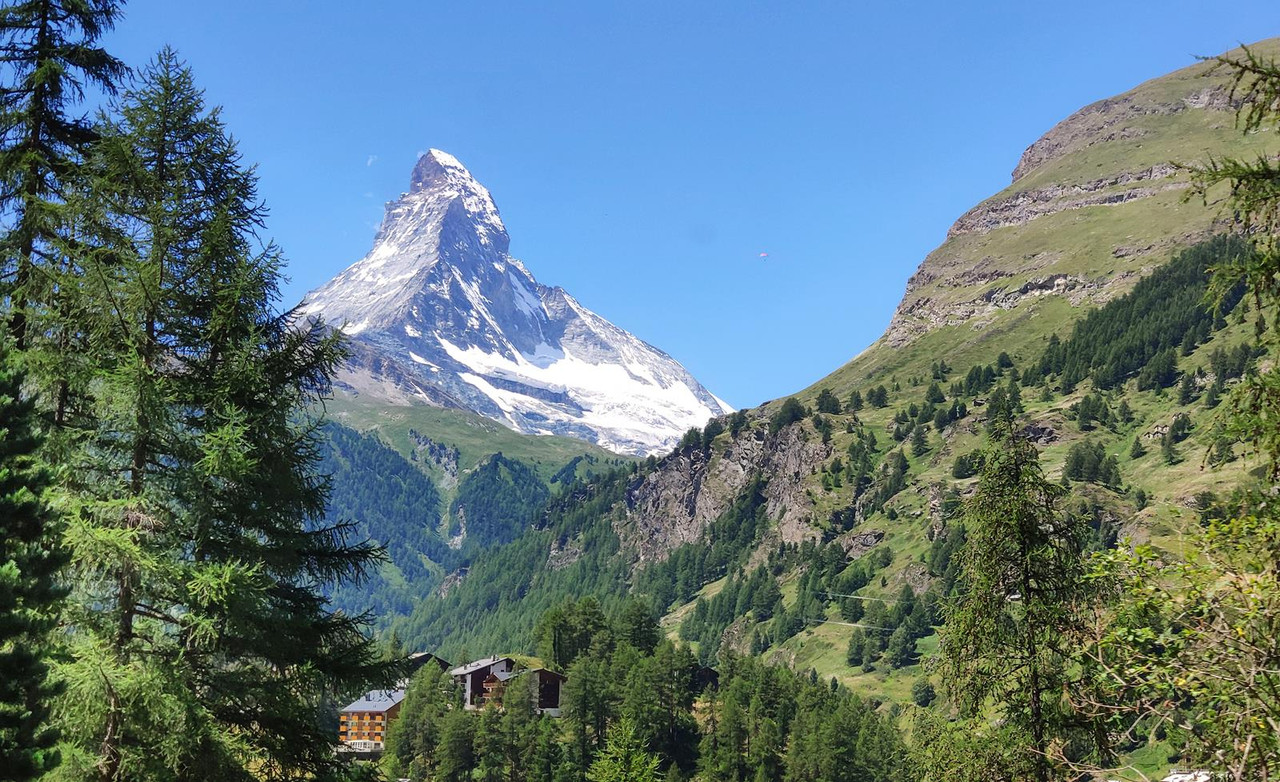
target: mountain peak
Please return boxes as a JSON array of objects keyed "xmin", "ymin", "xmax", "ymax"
[
  {"xmin": 411, "ymin": 148, "xmax": 480, "ymax": 191},
  {"xmin": 302, "ymin": 151, "xmax": 731, "ymax": 455}
]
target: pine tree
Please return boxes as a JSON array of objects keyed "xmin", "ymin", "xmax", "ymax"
[
  {"xmin": 815, "ymin": 387, "xmax": 841, "ymax": 414},
  {"xmin": 910, "ymin": 424, "xmax": 929, "ymax": 457},
  {"xmin": 51, "ymin": 50, "xmax": 391, "ymax": 780},
  {"xmin": 0, "ymin": 0, "xmax": 125, "ymax": 350},
  {"xmin": 0, "ymin": 341, "xmax": 66, "ymax": 781},
  {"xmin": 940, "ymin": 420, "xmax": 1092, "ymax": 782},
  {"xmin": 847, "ymin": 390, "xmax": 863, "ymax": 412}
]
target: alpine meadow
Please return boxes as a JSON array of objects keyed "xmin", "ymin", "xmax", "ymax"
[{"xmin": 1, "ymin": 3, "xmax": 1280, "ymax": 782}]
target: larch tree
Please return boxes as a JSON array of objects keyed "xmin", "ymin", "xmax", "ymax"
[
  {"xmin": 939, "ymin": 419, "xmax": 1092, "ymax": 782},
  {"xmin": 0, "ymin": 0, "xmax": 124, "ymax": 349},
  {"xmin": 48, "ymin": 49, "xmax": 390, "ymax": 782}
]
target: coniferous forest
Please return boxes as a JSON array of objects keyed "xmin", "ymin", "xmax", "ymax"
[
  {"xmin": 0, "ymin": 4, "xmax": 393, "ymax": 780},
  {"xmin": 2, "ymin": 4, "xmax": 1280, "ymax": 782}
]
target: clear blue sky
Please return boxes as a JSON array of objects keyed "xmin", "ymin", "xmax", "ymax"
[{"xmin": 102, "ymin": 1, "xmax": 1279, "ymax": 409}]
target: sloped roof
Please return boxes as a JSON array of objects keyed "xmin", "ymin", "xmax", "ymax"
[
  {"xmin": 449, "ymin": 656, "xmax": 514, "ymax": 677},
  {"xmin": 341, "ymin": 688, "xmax": 406, "ymax": 713},
  {"xmin": 407, "ymin": 652, "xmax": 451, "ymax": 671}
]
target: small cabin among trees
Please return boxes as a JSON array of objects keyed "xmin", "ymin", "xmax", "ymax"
[
  {"xmin": 450, "ymin": 656, "xmax": 516, "ymax": 709},
  {"xmin": 448, "ymin": 656, "xmax": 565, "ymax": 715}
]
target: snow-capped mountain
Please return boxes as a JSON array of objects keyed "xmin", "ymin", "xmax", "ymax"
[{"xmin": 300, "ymin": 149, "xmax": 731, "ymax": 456}]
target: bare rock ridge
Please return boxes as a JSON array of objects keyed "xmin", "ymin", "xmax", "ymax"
[{"xmin": 301, "ymin": 149, "xmax": 731, "ymax": 456}]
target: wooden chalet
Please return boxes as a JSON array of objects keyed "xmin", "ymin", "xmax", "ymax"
[
  {"xmin": 450, "ymin": 656, "xmax": 516, "ymax": 710},
  {"xmin": 524, "ymin": 668, "xmax": 566, "ymax": 716},
  {"xmin": 448, "ymin": 657, "xmax": 566, "ymax": 715}
]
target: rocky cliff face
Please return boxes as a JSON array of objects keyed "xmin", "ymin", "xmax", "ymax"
[
  {"xmin": 301, "ymin": 150, "xmax": 730, "ymax": 456},
  {"xmin": 618, "ymin": 419, "xmax": 830, "ymax": 565}
]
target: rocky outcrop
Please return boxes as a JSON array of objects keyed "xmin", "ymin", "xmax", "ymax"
[
  {"xmin": 950, "ymin": 164, "xmax": 1183, "ymax": 237},
  {"xmin": 409, "ymin": 428, "xmax": 460, "ymax": 486},
  {"xmin": 617, "ymin": 420, "xmax": 829, "ymax": 565},
  {"xmin": 1010, "ymin": 85, "xmax": 1230, "ymax": 183},
  {"xmin": 837, "ymin": 529, "xmax": 885, "ymax": 560}
]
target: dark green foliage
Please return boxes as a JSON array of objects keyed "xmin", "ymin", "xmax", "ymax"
[
  {"xmin": 911, "ymin": 678, "xmax": 936, "ymax": 707},
  {"xmin": 679, "ymin": 564, "xmax": 779, "ymax": 661},
  {"xmin": 857, "ymin": 450, "xmax": 910, "ymax": 518},
  {"xmin": 0, "ymin": 343, "xmax": 65, "ymax": 780},
  {"xmin": 393, "ymin": 602, "xmax": 909, "ymax": 782},
  {"xmin": 866, "ymin": 385, "xmax": 889, "ymax": 408},
  {"xmin": 678, "ymin": 427, "xmax": 702, "ymax": 451},
  {"xmin": 1071, "ymin": 392, "xmax": 1111, "ymax": 431},
  {"xmin": 1207, "ymin": 342, "xmax": 1258, "ymax": 384},
  {"xmin": 534, "ymin": 597, "xmax": 612, "ymax": 671},
  {"xmin": 1210, "ymin": 434, "xmax": 1236, "ymax": 465},
  {"xmin": 702, "ymin": 417, "xmax": 725, "ymax": 448},
  {"xmin": 1063, "ymin": 441, "xmax": 1122, "ymax": 487},
  {"xmin": 393, "ymin": 465, "xmax": 642, "ymax": 658},
  {"xmin": 910, "ymin": 424, "xmax": 929, "ymax": 457},
  {"xmin": 951, "ymin": 451, "xmax": 981, "ymax": 479},
  {"xmin": 815, "ymin": 388, "xmax": 842, "ymax": 414},
  {"xmin": 769, "ymin": 397, "xmax": 808, "ymax": 433},
  {"xmin": 451, "ymin": 453, "xmax": 550, "ymax": 547},
  {"xmin": 0, "ymin": 0, "xmax": 125, "ymax": 351},
  {"xmin": 846, "ymin": 390, "xmax": 864, "ymax": 412},
  {"xmin": 319, "ymin": 423, "xmax": 447, "ymax": 616},
  {"xmin": 1038, "ymin": 236, "xmax": 1248, "ymax": 391},
  {"xmin": 1136, "ymin": 348, "xmax": 1178, "ymax": 392},
  {"xmin": 941, "ymin": 422, "xmax": 1094, "ymax": 782},
  {"xmin": 1130, "ymin": 437, "xmax": 1147, "ymax": 459},
  {"xmin": 46, "ymin": 51, "xmax": 393, "ymax": 778},
  {"xmin": 616, "ymin": 598, "xmax": 660, "ymax": 654},
  {"xmin": 961, "ymin": 364, "xmax": 998, "ymax": 396},
  {"xmin": 1203, "ymin": 382, "xmax": 1221, "ymax": 408}
]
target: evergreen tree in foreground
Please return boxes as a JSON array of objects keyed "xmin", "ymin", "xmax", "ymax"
[
  {"xmin": 47, "ymin": 49, "xmax": 391, "ymax": 782},
  {"xmin": 0, "ymin": 0, "xmax": 124, "ymax": 350},
  {"xmin": 587, "ymin": 718, "xmax": 661, "ymax": 782},
  {"xmin": 0, "ymin": 342, "xmax": 65, "ymax": 781},
  {"xmin": 939, "ymin": 420, "xmax": 1093, "ymax": 782}
]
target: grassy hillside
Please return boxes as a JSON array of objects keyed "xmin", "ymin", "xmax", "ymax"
[
  {"xmin": 801, "ymin": 38, "xmax": 1280, "ymax": 405},
  {"xmin": 326, "ymin": 395, "xmax": 631, "ymax": 489},
  {"xmin": 389, "ymin": 42, "xmax": 1279, "ymax": 720}
]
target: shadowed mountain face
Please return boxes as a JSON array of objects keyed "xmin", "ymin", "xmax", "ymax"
[{"xmin": 301, "ymin": 149, "xmax": 730, "ymax": 456}]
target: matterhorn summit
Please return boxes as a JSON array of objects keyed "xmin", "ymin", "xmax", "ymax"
[{"xmin": 300, "ymin": 149, "xmax": 731, "ymax": 455}]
